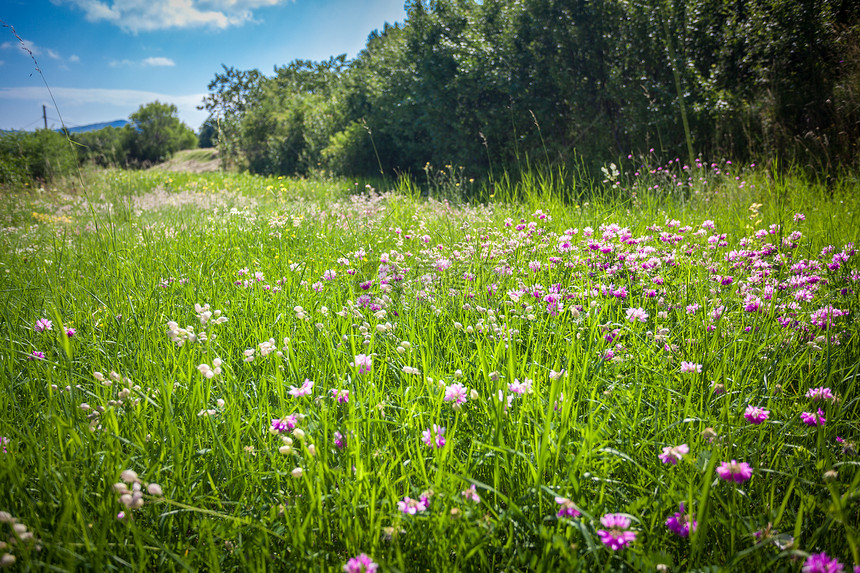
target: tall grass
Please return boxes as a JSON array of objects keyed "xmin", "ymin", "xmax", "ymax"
[{"xmin": 0, "ymin": 163, "xmax": 858, "ymax": 571}]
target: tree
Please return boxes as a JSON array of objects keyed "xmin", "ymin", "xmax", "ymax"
[{"xmin": 123, "ymin": 101, "xmax": 197, "ymax": 165}]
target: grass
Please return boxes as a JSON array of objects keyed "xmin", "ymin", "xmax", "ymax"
[{"xmin": 1, "ymin": 160, "xmax": 859, "ymax": 572}]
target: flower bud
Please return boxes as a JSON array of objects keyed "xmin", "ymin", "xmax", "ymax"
[{"xmin": 291, "ymin": 467, "xmax": 304, "ymax": 478}]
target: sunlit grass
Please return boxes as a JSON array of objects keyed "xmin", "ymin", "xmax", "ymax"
[{"xmin": 1, "ymin": 163, "xmax": 858, "ymax": 571}]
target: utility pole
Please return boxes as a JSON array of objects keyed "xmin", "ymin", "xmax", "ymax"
[{"xmin": 42, "ymin": 104, "xmax": 47, "ymax": 130}]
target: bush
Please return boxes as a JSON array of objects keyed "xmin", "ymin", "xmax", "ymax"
[{"xmin": 0, "ymin": 130, "xmax": 78, "ymax": 186}]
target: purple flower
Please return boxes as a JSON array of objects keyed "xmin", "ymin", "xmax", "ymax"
[
  {"xmin": 716, "ymin": 460, "xmax": 753, "ymax": 483},
  {"xmin": 806, "ymin": 387, "xmax": 836, "ymax": 402},
  {"xmin": 29, "ymin": 350, "xmax": 45, "ymax": 361},
  {"xmin": 270, "ymin": 415, "xmax": 297, "ymax": 434},
  {"xmin": 34, "ymin": 318, "xmax": 52, "ymax": 332},
  {"xmin": 507, "ymin": 378, "xmax": 533, "ymax": 395},
  {"xmin": 744, "ymin": 405, "xmax": 770, "ymax": 425},
  {"xmin": 680, "ymin": 361, "xmax": 702, "ymax": 373},
  {"xmin": 354, "ymin": 354, "xmax": 372, "ymax": 375},
  {"xmin": 334, "ymin": 431, "xmax": 345, "ymax": 449},
  {"xmin": 801, "ymin": 409, "xmax": 826, "ymax": 427},
  {"xmin": 554, "ymin": 497, "xmax": 581, "ymax": 518},
  {"xmin": 665, "ymin": 503, "xmax": 697, "ymax": 537},
  {"xmin": 802, "ymin": 552, "xmax": 844, "ymax": 573},
  {"xmin": 343, "ymin": 553, "xmax": 378, "ymax": 573},
  {"xmin": 397, "ymin": 496, "xmax": 428, "ymax": 515},
  {"xmin": 658, "ymin": 444, "xmax": 689, "ymax": 465},
  {"xmin": 65, "ymin": 327, "xmax": 76, "ymax": 337},
  {"xmin": 625, "ymin": 307, "xmax": 648, "ymax": 323},
  {"xmin": 444, "ymin": 383, "xmax": 468, "ymax": 406},
  {"xmin": 421, "ymin": 425, "xmax": 446, "ymax": 448},
  {"xmin": 0, "ymin": 436, "xmax": 9, "ymax": 454},
  {"xmin": 596, "ymin": 513, "xmax": 637, "ymax": 550},
  {"xmin": 332, "ymin": 389, "xmax": 349, "ymax": 403},
  {"xmin": 462, "ymin": 485, "xmax": 480, "ymax": 503},
  {"xmin": 288, "ymin": 379, "xmax": 314, "ymax": 397}
]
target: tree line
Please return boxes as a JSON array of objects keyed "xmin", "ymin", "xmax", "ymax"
[
  {"xmin": 0, "ymin": 101, "xmax": 196, "ymax": 186},
  {"xmin": 202, "ymin": 0, "xmax": 860, "ymax": 179}
]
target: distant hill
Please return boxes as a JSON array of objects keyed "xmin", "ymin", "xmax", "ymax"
[{"xmin": 60, "ymin": 120, "xmax": 128, "ymax": 134}]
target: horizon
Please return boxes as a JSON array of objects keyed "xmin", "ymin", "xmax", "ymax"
[{"xmin": 0, "ymin": 0, "xmax": 407, "ymax": 132}]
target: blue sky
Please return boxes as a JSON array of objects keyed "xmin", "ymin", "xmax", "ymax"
[{"xmin": 0, "ymin": 0, "xmax": 407, "ymax": 131}]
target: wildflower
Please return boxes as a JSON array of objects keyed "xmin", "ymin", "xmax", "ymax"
[
  {"xmin": 0, "ymin": 437, "xmax": 9, "ymax": 454},
  {"xmin": 354, "ymin": 354, "xmax": 372, "ymax": 374},
  {"xmin": 508, "ymin": 378, "xmax": 533, "ymax": 395},
  {"xmin": 270, "ymin": 415, "xmax": 298, "ymax": 434},
  {"xmin": 744, "ymin": 405, "xmax": 770, "ymax": 425},
  {"xmin": 625, "ymin": 307, "xmax": 649, "ymax": 323},
  {"xmin": 665, "ymin": 503, "xmax": 697, "ymax": 537},
  {"xmin": 680, "ymin": 361, "xmax": 702, "ymax": 373},
  {"xmin": 288, "ymin": 379, "xmax": 314, "ymax": 397},
  {"xmin": 196, "ymin": 358, "xmax": 223, "ymax": 379},
  {"xmin": 806, "ymin": 387, "xmax": 836, "ymax": 402},
  {"xmin": 716, "ymin": 460, "xmax": 753, "ymax": 483},
  {"xmin": 334, "ymin": 431, "xmax": 345, "ymax": 448},
  {"xmin": 802, "ymin": 552, "xmax": 844, "ymax": 573},
  {"xmin": 34, "ymin": 318, "xmax": 52, "ymax": 332},
  {"xmin": 554, "ymin": 497, "xmax": 580, "ymax": 518},
  {"xmin": 29, "ymin": 350, "xmax": 45, "ymax": 361},
  {"xmin": 462, "ymin": 485, "xmax": 480, "ymax": 503},
  {"xmin": 597, "ymin": 513, "xmax": 637, "ymax": 550},
  {"xmin": 397, "ymin": 496, "xmax": 428, "ymax": 515},
  {"xmin": 332, "ymin": 389, "xmax": 349, "ymax": 403},
  {"xmin": 444, "ymin": 383, "xmax": 468, "ymax": 407},
  {"xmin": 658, "ymin": 444, "xmax": 689, "ymax": 465},
  {"xmin": 801, "ymin": 409, "xmax": 826, "ymax": 427},
  {"xmin": 421, "ymin": 425, "xmax": 446, "ymax": 448},
  {"xmin": 343, "ymin": 553, "xmax": 378, "ymax": 573},
  {"xmin": 65, "ymin": 327, "xmax": 76, "ymax": 337},
  {"xmin": 291, "ymin": 467, "xmax": 304, "ymax": 479}
]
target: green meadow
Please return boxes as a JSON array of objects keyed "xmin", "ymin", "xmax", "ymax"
[{"xmin": 1, "ymin": 162, "xmax": 859, "ymax": 572}]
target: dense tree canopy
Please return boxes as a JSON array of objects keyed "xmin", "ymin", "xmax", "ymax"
[{"xmin": 202, "ymin": 0, "xmax": 858, "ymax": 179}]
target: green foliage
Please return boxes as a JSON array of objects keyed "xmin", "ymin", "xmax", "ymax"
[
  {"xmin": 202, "ymin": 0, "xmax": 860, "ymax": 181},
  {"xmin": 0, "ymin": 129, "xmax": 77, "ymax": 186},
  {"xmin": 123, "ymin": 101, "xmax": 198, "ymax": 166}
]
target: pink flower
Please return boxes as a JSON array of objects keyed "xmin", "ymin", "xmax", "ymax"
[
  {"xmin": 288, "ymin": 379, "xmax": 314, "ymax": 397},
  {"xmin": 397, "ymin": 496, "xmax": 428, "ymax": 515},
  {"xmin": 680, "ymin": 361, "xmax": 702, "ymax": 373},
  {"xmin": 65, "ymin": 327, "xmax": 76, "ymax": 337},
  {"xmin": 343, "ymin": 553, "xmax": 378, "ymax": 573},
  {"xmin": 421, "ymin": 425, "xmax": 446, "ymax": 448},
  {"xmin": 658, "ymin": 444, "xmax": 689, "ymax": 465},
  {"xmin": 625, "ymin": 307, "xmax": 649, "ymax": 323},
  {"xmin": 354, "ymin": 354, "xmax": 372, "ymax": 374},
  {"xmin": 507, "ymin": 378, "xmax": 533, "ymax": 395},
  {"xmin": 29, "ymin": 350, "xmax": 45, "ymax": 361},
  {"xmin": 806, "ymin": 387, "xmax": 836, "ymax": 402},
  {"xmin": 716, "ymin": 460, "xmax": 753, "ymax": 483},
  {"xmin": 801, "ymin": 409, "xmax": 826, "ymax": 427},
  {"xmin": 443, "ymin": 383, "xmax": 468, "ymax": 406},
  {"xmin": 554, "ymin": 497, "xmax": 581, "ymax": 518},
  {"xmin": 597, "ymin": 513, "xmax": 637, "ymax": 550},
  {"xmin": 462, "ymin": 485, "xmax": 480, "ymax": 503},
  {"xmin": 665, "ymin": 503, "xmax": 697, "ymax": 537},
  {"xmin": 332, "ymin": 389, "xmax": 349, "ymax": 403},
  {"xmin": 802, "ymin": 552, "xmax": 844, "ymax": 573},
  {"xmin": 744, "ymin": 405, "xmax": 769, "ymax": 425},
  {"xmin": 334, "ymin": 431, "xmax": 345, "ymax": 449},
  {"xmin": 270, "ymin": 415, "xmax": 298, "ymax": 434},
  {"xmin": 34, "ymin": 318, "xmax": 52, "ymax": 332}
]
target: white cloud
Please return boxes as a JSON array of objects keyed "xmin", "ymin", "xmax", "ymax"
[
  {"xmin": 69, "ymin": 55, "xmax": 80, "ymax": 63},
  {"xmin": 142, "ymin": 57, "xmax": 175, "ymax": 67},
  {"xmin": 109, "ymin": 56, "xmax": 175, "ymax": 68},
  {"xmin": 57, "ymin": 0, "xmax": 290, "ymax": 33},
  {"xmin": 1, "ymin": 39, "xmax": 73, "ymax": 62}
]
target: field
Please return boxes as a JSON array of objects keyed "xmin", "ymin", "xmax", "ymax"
[{"xmin": 1, "ymin": 161, "xmax": 859, "ymax": 572}]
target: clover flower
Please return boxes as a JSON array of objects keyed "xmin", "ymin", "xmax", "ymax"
[
  {"xmin": 508, "ymin": 378, "xmax": 533, "ymax": 395},
  {"xmin": 421, "ymin": 425, "xmax": 446, "ymax": 448},
  {"xmin": 397, "ymin": 496, "xmax": 428, "ymax": 515},
  {"xmin": 270, "ymin": 415, "xmax": 298, "ymax": 434},
  {"xmin": 625, "ymin": 307, "xmax": 648, "ymax": 323},
  {"xmin": 444, "ymin": 383, "xmax": 468, "ymax": 407},
  {"xmin": 354, "ymin": 354, "xmax": 372, "ymax": 374},
  {"xmin": 658, "ymin": 444, "xmax": 689, "ymax": 465},
  {"xmin": 332, "ymin": 389, "xmax": 349, "ymax": 403},
  {"xmin": 802, "ymin": 552, "xmax": 844, "ymax": 573},
  {"xmin": 288, "ymin": 379, "xmax": 314, "ymax": 397},
  {"xmin": 343, "ymin": 553, "xmax": 378, "ymax": 573},
  {"xmin": 554, "ymin": 497, "xmax": 581, "ymax": 518},
  {"xmin": 34, "ymin": 318, "xmax": 52, "ymax": 332},
  {"xmin": 806, "ymin": 387, "xmax": 836, "ymax": 402},
  {"xmin": 462, "ymin": 485, "xmax": 480, "ymax": 503},
  {"xmin": 665, "ymin": 503, "xmax": 697, "ymax": 537},
  {"xmin": 744, "ymin": 405, "xmax": 770, "ymax": 425},
  {"xmin": 680, "ymin": 361, "xmax": 702, "ymax": 373},
  {"xmin": 801, "ymin": 409, "xmax": 826, "ymax": 427},
  {"xmin": 716, "ymin": 460, "xmax": 753, "ymax": 483},
  {"xmin": 597, "ymin": 513, "xmax": 636, "ymax": 550},
  {"xmin": 29, "ymin": 350, "xmax": 45, "ymax": 361}
]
